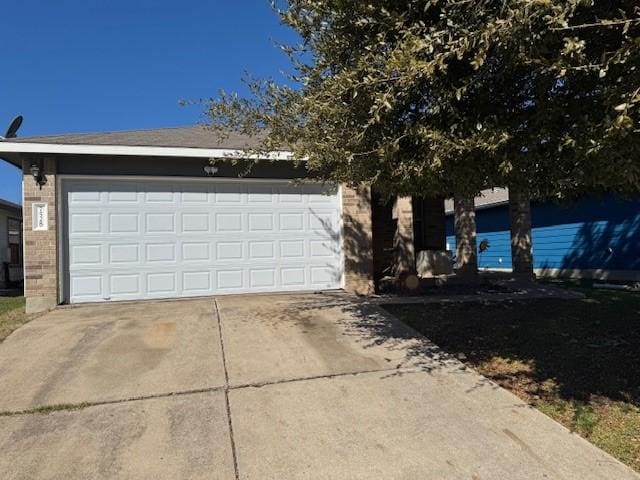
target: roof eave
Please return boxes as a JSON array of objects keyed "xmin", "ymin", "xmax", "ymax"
[
  {"xmin": 0, "ymin": 141, "xmax": 296, "ymax": 161},
  {"xmin": 444, "ymin": 200, "xmax": 509, "ymax": 215}
]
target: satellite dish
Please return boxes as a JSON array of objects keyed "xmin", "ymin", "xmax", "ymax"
[{"xmin": 4, "ymin": 116, "xmax": 23, "ymax": 139}]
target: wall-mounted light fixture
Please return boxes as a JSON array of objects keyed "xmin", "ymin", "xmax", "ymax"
[
  {"xmin": 30, "ymin": 163, "xmax": 46, "ymax": 189},
  {"xmin": 203, "ymin": 165, "xmax": 219, "ymax": 176}
]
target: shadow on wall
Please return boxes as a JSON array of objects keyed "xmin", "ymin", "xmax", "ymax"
[
  {"xmin": 309, "ymin": 206, "xmax": 343, "ymax": 285},
  {"xmin": 539, "ymin": 218, "xmax": 640, "ymax": 274},
  {"xmin": 536, "ymin": 196, "xmax": 640, "ymax": 275},
  {"xmin": 342, "ymin": 187, "xmax": 374, "ymax": 294},
  {"xmin": 446, "ymin": 195, "xmax": 640, "ymax": 274}
]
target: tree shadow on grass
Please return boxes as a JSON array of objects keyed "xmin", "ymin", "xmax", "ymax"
[{"xmin": 383, "ymin": 292, "xmax": 640, "ymax": 406}]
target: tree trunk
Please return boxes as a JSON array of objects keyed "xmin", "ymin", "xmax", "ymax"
[
  {"xmin": 508, "ymin": 187, "xmax": 534, "ymax": 279},
  {"xmin": 454, "ymin": 195, "xmax": 478, "ymax": 280}
]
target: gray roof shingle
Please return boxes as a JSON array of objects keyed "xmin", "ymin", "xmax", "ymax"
[
  {"xmin": 9, "ymin": 125, "xmax": 268, "ymax": 150},
  {"xmin": 0, "ymin": 198, "xmax": 21, "ymax": 213},
  {"xmin": 444, "ymin": 188, "xmax": 510, "ymax": 213}
]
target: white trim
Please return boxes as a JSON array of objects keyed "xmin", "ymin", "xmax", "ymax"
[
  {"xmin": 57, "ymin": 175, "xmax": 344, "ymax": 303},
  {"xmin": 0, "ymin": 141, "xmax": 295, "ymax": 161},
  {"xmin": 21, "ymin": 178, "xmax": 26, "ymax": 289},
  {"xmin": 337, "ymin": 184, "xmax": 346, "ymax": 290},
  {"xmin": 56, "ymin": 175, "xmax": 66, "ymax": 304}
]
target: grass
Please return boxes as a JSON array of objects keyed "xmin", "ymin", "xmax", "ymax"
[
  {"xmin": 384, "ymin": 287, "xmax": 640, "ymax": 471},
  {"xmin": 0, "ymin": 402, "xmax": 93, "ymax": 417},
  {"xmin": 0, "ymin": 296, "xmax": 30, "ymax": 342}
]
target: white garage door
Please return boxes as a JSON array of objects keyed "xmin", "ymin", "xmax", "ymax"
[{"xmin": 62, "ymin": 178, "xmax": 343, "ymax": 303}]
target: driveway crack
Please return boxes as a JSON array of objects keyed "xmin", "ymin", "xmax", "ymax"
[
  {"xmin": 0, "ymin": 386, "xmax": 225, "ymax": 417},
  {"xmin": 214, "ymin": 298, "xmax": 240, "ymax": 480},
  {"xmin": 228, "ymin": 366, "xmax": 411, "ymax": 391}
]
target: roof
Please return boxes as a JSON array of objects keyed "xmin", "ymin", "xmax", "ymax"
[
  {"xmin": 0, "ymin": 126, "xmax": 291, "ymax": 167},
  {"xmin": 8, "ymin": 125, "xmax": 265, "ymax": 150},
  {"xmin": 444, "ymin": 188, "xmax": 509, "ymax": 214},
  {"xmin": 0, "ymin": 198, "xmax": 21, "ymax": 214}
]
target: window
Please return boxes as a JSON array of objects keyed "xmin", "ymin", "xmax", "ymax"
[
  {"xmin": 412, "ymin": 197, "xmax": 446, "ymax": 251},
  {"xmin": 7, "ymin": 218, "xmax": 22, "ymax": 265}
]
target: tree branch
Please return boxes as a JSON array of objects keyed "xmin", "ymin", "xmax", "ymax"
[{"xmin": 550, "ymin": 18, "xmax": 640, "ymax": 32}]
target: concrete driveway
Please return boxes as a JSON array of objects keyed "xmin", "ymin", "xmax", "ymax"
[{"xmin": 0, "ymin": 294, "xmax": 637, "ymax": 480}]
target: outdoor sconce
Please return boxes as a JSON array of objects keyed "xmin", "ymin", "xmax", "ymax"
[
  {"xmin": 30, "ymin": 163, "xmax": 46, "ymax": 189},
  {"xmin": 203, "ymin": 165, "xmax": 219, "ymax": 176}
]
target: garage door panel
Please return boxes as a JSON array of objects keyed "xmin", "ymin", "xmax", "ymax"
[
  {"xmin": 216, "ymin": 241, "xmax": 243, "ymax": 261},
  {"xmin": 215, "ymin": 184, "xmax": 244, "ymax": 203},
  {"xmin": 248, "ymin": 185, "xmax": 275, "ymax": 203},
  {"xmin": 144, "ymin": 188, "xmax": 176, "ymax": 203},
  {"xmin": 70, "ymin": 213, "xmax": 102, "ymax": 234},
  {"xmin": 249, "ymin": 268, "xmax": 276, "ymax": 288},
  {"xmin": 70, "ymin": 244, "xmax": 103, "ymax": 266},
  {"xmin": 146, "ymin": 243, "xmax": 176, "ymax": 263},
  {"xmin": 110, "ymin": 213, "xmax": 139, "ymax": 234},
  {"xmin": 181, "ymin": 213, "xmax": 210, "ymax": 233},
  {"xmin": 147, "ymin": 272, "xmax": 177, "ymax": 295},
  {"xmin": 216, "ymin": 213, "xmax": 243, "ymax": 232},
  {"xmin": 248, "ymin": 213, "xmax": 274, "ymax": 232},
  {"xmin": 109, "ymin": 243, "xmax": 140, "ymax": 264},
  {"xmin": 182, "ymin": 242, "xmax": 211, "ymax": 262},
  {"xmin": 110, "ymin": 273, "xmax": 141, "ymax": 296},
  {"xmin": 71, "ymin": 275, "xmax": 103, "ymax": 299},
  {"xmin": 182, "ymin": 271, "xmax": 211, "ymax": 293},
  {"xmin": 64, "ymin": 179, "xmax": 342, "ymax": 303},
  {"xmin": 216, "ymin": 269, "xmax": 244, "ymax": 290}
]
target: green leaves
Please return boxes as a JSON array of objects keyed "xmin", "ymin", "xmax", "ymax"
[{"xmin": 205, "ymin": 0, "xmax": 640, "ymax": 198}]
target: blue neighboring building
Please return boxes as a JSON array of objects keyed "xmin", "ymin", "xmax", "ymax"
[{"xmin": 445, "ymin": 194, "xmax": 640, "ymax": 281}]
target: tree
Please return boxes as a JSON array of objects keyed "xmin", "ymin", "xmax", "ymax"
[{"xmin": 206, "ymin": 0, "xmax": 640, "ymax": 200}]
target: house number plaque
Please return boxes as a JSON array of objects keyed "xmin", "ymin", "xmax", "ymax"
[{"xmin": 32, "ymin": 203, "xmax": 48, "ymax": 231}]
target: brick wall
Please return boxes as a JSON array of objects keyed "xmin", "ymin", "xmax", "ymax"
[
  {"xmin": 393, "ymin": 196, "xmax": 415, "ymax": 274},
  {"xmin": 341, "ymin": 184, "xmax": 374, "ymax": 295},
  {"xmin": 23, "ymin": 158, "xmax": 58, "ymax": 313}
]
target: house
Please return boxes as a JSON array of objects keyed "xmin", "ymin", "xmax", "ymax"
[
  {"xmin": 0, "ymin": 125, "xmax": 538, "ymax": 313},
  {"xmin": 0, "ymin": 126, "xmax": 382, "ymax": 313},
  {"xmin": 444, "ymin": 189, "xmax": 640, "ymax": 281},
  {"xmin": 0, "ymin": 199, "xmax": 23, "ymax": 289}
]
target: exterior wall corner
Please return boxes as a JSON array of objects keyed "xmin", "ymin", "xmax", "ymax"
[
  {"xmin": 341, "ymin": 184, "xmax": 374, "ymax": 295},
  {"xmin": 22, "ymin": 157, "xmax": 59, "ymax": 313}
]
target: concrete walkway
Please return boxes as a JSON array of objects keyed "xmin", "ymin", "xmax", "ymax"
[{"xmin": 0, "ymin": 294, "xmax": 637, "ymax": 479}]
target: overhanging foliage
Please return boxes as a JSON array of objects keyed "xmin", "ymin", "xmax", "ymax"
[{"xmin": 206, "ymin": 0, "xmax": 640, "ymax": 199}]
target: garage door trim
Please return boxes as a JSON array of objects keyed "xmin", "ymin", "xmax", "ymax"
[{"xmin": 57, "ymin": 175, "xmax": 345, "ymax": 303}]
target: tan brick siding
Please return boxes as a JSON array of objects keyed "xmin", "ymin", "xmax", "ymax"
[
  {"xmin": 341, "ymin": 185, "xmax": 374, "ymax": 295},
  {"xmin": 22, "ymin": 158, "xmax": 58, "ymax": 312},
  {"xmin": 393, "ymin": 196, "xmax": 415, "ymax": 274}
]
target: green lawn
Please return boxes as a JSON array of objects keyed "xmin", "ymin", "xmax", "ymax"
[
  {"xmin": 0, "ymin": 296, "xmax": 29, "ymax": 342},
  {"xmin": 384, "ymin": 287, "xmax": 640, "ymax": 471}
]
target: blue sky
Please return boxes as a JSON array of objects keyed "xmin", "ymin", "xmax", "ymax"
[{"xmin": 0, "ymin": 1, "xmax": 298, "ymax": 204}]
